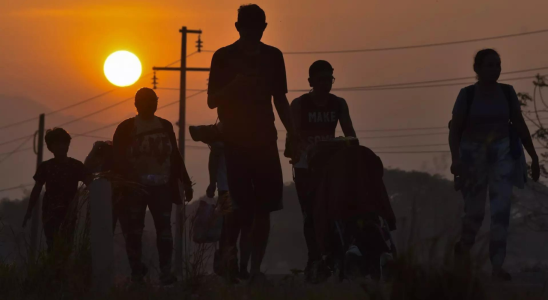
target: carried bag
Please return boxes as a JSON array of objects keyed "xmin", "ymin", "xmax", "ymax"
[{"xmin": 192, "ymin": 200, "xmax": 223, "ymax": 244}]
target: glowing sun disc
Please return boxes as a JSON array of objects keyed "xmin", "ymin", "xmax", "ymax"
[{"xmin": 104, "ymin": 51, "xmax": 142, "ymax": 87}]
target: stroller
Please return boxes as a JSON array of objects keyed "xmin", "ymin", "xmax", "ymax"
[{"xmin": 308, "ymin": 137, "xmax": 397, "ymax": 281}]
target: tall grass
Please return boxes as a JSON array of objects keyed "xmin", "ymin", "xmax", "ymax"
[{"xmin": 1, "ymin": 174, "xmax": 547, "ymax": 299}]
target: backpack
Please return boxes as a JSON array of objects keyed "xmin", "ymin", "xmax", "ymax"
[{"xmin": 450, "ymin": 83, "xmax": 522, "ymax": 160}]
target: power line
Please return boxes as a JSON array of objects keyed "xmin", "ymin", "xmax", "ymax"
[
  {"xmin": 56, "ymin": 97, "xmax": 133, "ymax": 128},
  {"xmin": 358, "ymin": 131, "xmax": 447, "ymax": 139},
  {"xmin": 288, "ymin": 73, "xmax": 546, "ymax": 93},
  {"xmin": 277, "ymin": 126, "xmax": 449, "ymax": 133},
  {"xmin": 201, "ymin": 28, "xmax": 548, "ymax": 55},
  {"xmin": 163, "ymin": 51, "xmax": 198, "ymax": 68},
  {"xmin": 0, "ymin": 183, "xmax": 34, "ymax": 193},
  {"xmin": 47, "ymin": 58, "xmax": 206, "ymax": 130},
  {"xmin": 0, "ymin": 147, "xmax": 32, "ymax": 157},
  {"xmin": 73, "ymin": 90, "xmax": 207, "ymax": 137},
  {"xmin": 0, "ymin": 90, "xmax": 118, "ymax": 131},
  {"xmin": 375, "ymin": 150, "xmax": 450, "ymax": 154},
  {"xmin": 282, "ymin": 28, "xmax": 548, "ymax": 55},
  {"xmin": 156, "ymin": 88, "xmax": 205, "ymax": 92},
  {"xmin": 0, "ymin": 135, "xmax": 33, "ymax": 165},
  {"xmin": 162, "ymin": 67, "xmax": 547, "ymax": 95},
  {"xmin": 0, "ymin": 53, "xmax": 199, "ymax": 132},
  {"xmin": 0, "ymin": 134, "xmax": 35, "ymax": 147},
  {"xmin": 373, "ymin": 143, "xmax": 447, "ymax": 149},
  {"xmin": 334, "ymin": 67, "xmax": 548, "ymax": 90},
  {"xmin": 156, "ymin": 90, "xmax": 207, "ymax": 110}
]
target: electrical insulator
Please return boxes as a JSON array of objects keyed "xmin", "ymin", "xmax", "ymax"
[
  {"xmin": 196, "ymin": 35, "xmax": 203, "ymax": 53},
  {"xmin": 152, "ymin": 71, "xmax": 158, "ymax": 89}
]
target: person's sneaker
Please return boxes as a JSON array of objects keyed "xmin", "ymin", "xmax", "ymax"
[
  {"xmin": 131, "ymin": 265, "xmax": 149, "ymax": 284},
  {"xmin": 308, "ymin": 260, "xmax": 331, "ymax": 284},
  {"xmin": 238, "ymin": 268, "xmax": 251, "ymax": 280},
  {"xmin": 160, "ymin": 273, "xmax": 178, "ymax": 286},
  {"xmin": 492, "ymin": 268, "xmax": 512, "ymax": 282},
  {"xmin": 248, "ymin": 272, "xmax": 268, "ymax": 287}
]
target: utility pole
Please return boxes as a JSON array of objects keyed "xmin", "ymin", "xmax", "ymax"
[
  {"xmin": 30, "ymin": 114, "xmax": 45, "ymax": 258},
  {"xmin": 152, "ymin": 26, "xmax": 210, "ymax": 277}
]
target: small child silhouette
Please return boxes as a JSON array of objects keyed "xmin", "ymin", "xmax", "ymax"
[{"xmin": 23, "ymin": 128, "xmax": 89, "ymax": 252}]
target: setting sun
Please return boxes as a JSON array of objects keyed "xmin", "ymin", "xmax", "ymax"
[{"xmin": 104, "ymin": 51, "xmax": 142, "ymax": 87}]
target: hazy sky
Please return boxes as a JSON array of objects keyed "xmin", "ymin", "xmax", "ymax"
[{"xmin": 1, "ymin": 0, "xmax": 548, "ymax": 198}]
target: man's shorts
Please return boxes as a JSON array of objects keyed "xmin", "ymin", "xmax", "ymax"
[{"xmin": 224, "ymin": 141, "xmax": 283, "ymax": 213}]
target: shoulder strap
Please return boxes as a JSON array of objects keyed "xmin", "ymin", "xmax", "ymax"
[
  {"xmin": 464, "ymin": 84, "xmax": 476, "ymax": 119},
  {"xmin": 455, "ymin": 85, "xmax": 476, "ymax": 132},
  {"xmin": 499, "ymin": 83, "xmax": 515, "ymax": 123}
]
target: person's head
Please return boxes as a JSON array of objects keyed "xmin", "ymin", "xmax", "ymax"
[
  {"xmin": 135, "ymin": 87, "xmax": 158, "ymax": 118},
  {"xmin": 235, "ymin": 4, "xmax": 267, "ymax": 44},
  {"xmin": 473, "ymin": 49, "xmax": 501, "ymax": 83},
  {"xmin": 308, "ymin": 60, "xmax": 335, "ymax": 94},
  {"xmin": 45, "ymin": 127, "xmax": 71, "ymax": 157}
]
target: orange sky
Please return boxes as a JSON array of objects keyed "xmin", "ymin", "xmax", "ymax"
[{"xmin": 1, "ymin": 0, "xmax": 548, "ymax": 198}]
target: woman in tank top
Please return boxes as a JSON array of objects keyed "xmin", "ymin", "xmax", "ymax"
[{"xmin": 449, "ymin": 49, "xmax": 540, "ymax": 281}]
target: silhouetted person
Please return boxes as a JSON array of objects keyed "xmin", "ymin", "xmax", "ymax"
[
  {"xmin": 449, "ymin": 49, "xmax": 540, "ymax": 281},
  {"xmin": 84, "ymin": 140, "xmax": 127, "ymax": 233},
  {"xmin": 290, "ymin": 60, "xmax": 356, "ymax": 283},
  {"xmin": 112, "ymin": 87, "xmax": 193, "ymax": 285},
  {"xmin": 23, "ymin": 128, "xmax": 89, "ymax": 252},
  {"xmin": 206, "ymin": 136, "xmax": 253, "ymax": 282},
  {"xmin": 207, "ymin": 4, "xmax": 296, "ymax": 284}
]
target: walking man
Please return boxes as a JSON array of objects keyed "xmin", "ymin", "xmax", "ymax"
[
  {"xmin": 207, "ymin": 4, "xmax": 295, "ymax": 284},
  {"xmin": 113, "ymin": 87, "xmax": 193, "ymax": 285}
]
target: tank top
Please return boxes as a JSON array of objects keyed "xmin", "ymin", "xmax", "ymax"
[{"xmin": 295, "ymin": 93, "xmax": 341, "ymax": 168}]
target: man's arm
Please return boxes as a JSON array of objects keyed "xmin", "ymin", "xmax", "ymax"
[
  {"xmin": 274, "ymin": 94, "xmax": 295, "ymax": 136},
  {"xmin": 206, "ymin": 146, "xmax": 221, "ymax": 198},
  {"xmin": 338, "ymin": 98, "xmax": 356, "ymax": 137},
  {"xmin": 449, "ymin": 89, "xmax": 468, "ymax": 175},
  {"xmin": 112, "ymin": 121, "xmax": 131, "ymax": 177},
  {"xmin": 514, "ymin": 115, "xmax": 538, "ymax": 161},
  {"xmin": 272, "ymin": 48, "xmax": 293, "ymax": 136},
  {"xmin": 23, "ymin": 182, "xmax": 44, "ymax": 227},
  {"xmin": 509, "ymin": 86, "xmax": 539, "ymax": 162},
  {"xmin": 449, "ymin": 113, "xmax": 466, "ymax": 174},
  {"xmin": 290, "ymin": 98, "xmax": 301, "ymax": 135}
]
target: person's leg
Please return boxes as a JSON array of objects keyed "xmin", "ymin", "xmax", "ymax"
[
  {"xmin": 294, "ymin": 168, "xmax": 321, "ymax": 269},
  {"xmin": 224, "ymin": 143, "xmax": 254, "ymax": 279},
  {"xmin": 249, "ymin": 211, "xmax": 270, "ymax": 275},
  {"xmin": 42, "ymin": 212, "xmax": 60, "ymax": 253},
  {"xmin": 147, "ymin": 185, "xmax": 174, "ymax": 280},
  {"xmin": 458, "ymin": 140, "xmax": 489, "ymax": 254},
  {"xmin": 488, "ymin": 140, "xmax": 514, "ymax": 276},
  {"xmin": 218, "ymin": 191, "xmax": 240, "ymax": 281},
  {"xmin": 111, "ymin": 189, "xmax": 123, "ymax": 233},
  {"xmin": 123, "ymin": 189, "xmax": 148, "ymax": 280},
  {"xmin": 239, "ymin": 209, "xmax": 253, "ymax": 277},
  {"xmin": 250, "ymin": 142, "xmax": 284, "ymax": 276}
]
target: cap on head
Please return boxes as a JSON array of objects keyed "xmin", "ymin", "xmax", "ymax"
[
  {"xmin": 135, "ymin": 87, "xmax": 158, "ymax": 103},
  {"xmin": 238, "ymin": 4, "xmax": 266, "ymax": 27},
  {"xmin": 309, "ymin": 60, "xmax": 334, "ymax": 78}
]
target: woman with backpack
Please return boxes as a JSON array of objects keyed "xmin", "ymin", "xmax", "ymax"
[{"xmin": 449, "ymin": 49, "xmax": 540, "ymax": 281}]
